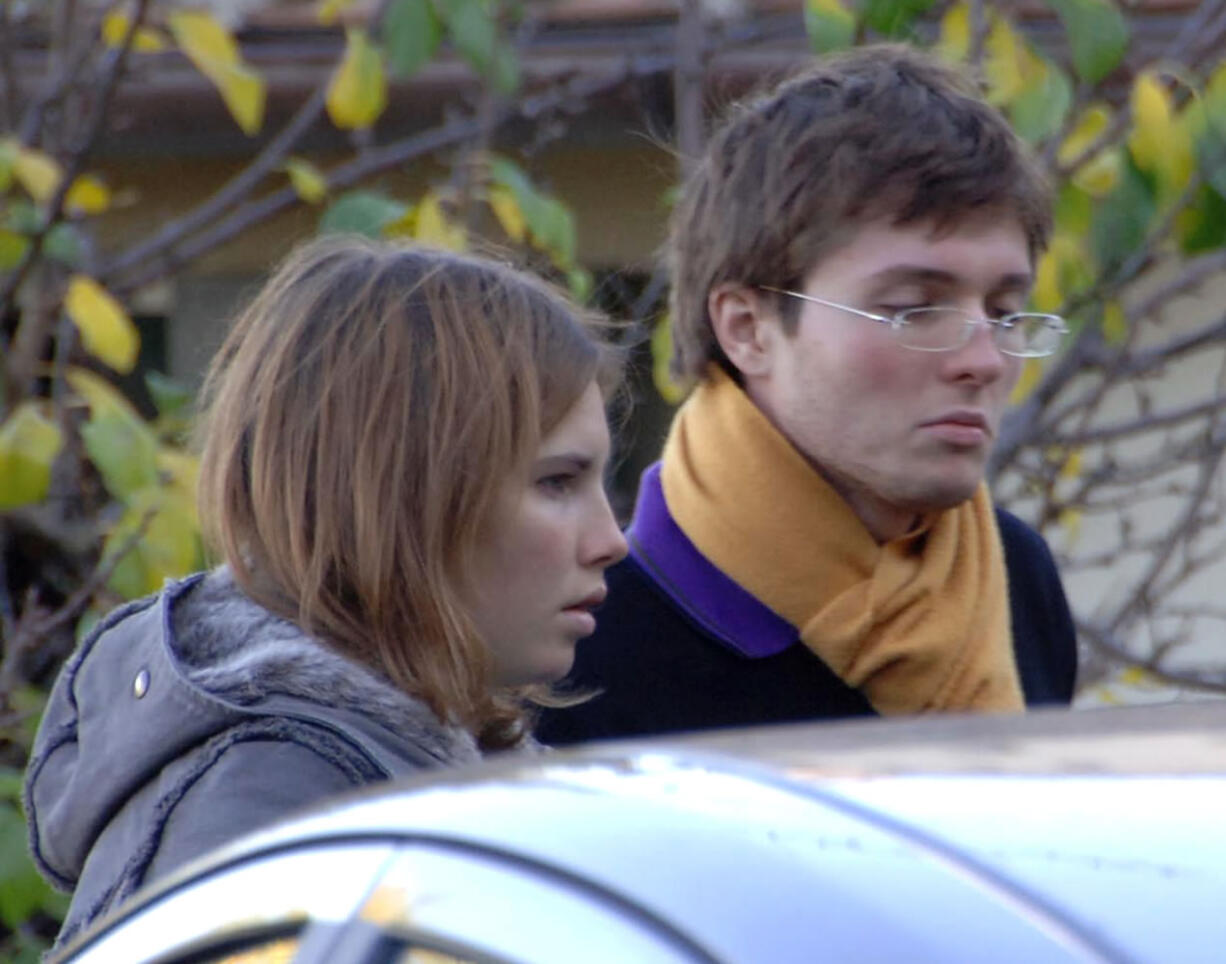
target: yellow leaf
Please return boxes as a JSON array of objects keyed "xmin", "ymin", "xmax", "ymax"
[
  {"xmin": 1058, "ymin": 447, "xmax": 1083, "ymax": 481},
  {"xmin": 1009, "ymin": 358, "xmax": 1043, "ymax": 405},
  {"xmin": 488, "ymin": 185, "xmax": 525, "ymax": 242},
  {"xmin": 1094, "ymin": 686, "xmax": 1122, "ymax": 706},
  {"xmin": 168, "ymin": 10, "xmax": 241, "ymax": 64},
  {"xmin": 64, "ymin": 275, "xmax": 141, "ymax": 374},
  {"xmin": 1032, "ymin": 233, "xmax": 1088, "ymax": 313},
  {"xmin": 1129, "ymin": 72, "xmax": 1169, "ymax": 173},
  {"xmin": 1126, "ymin": 73, "xmax": 1193, "ymax": 200},
  {"xmin": 0, "ymin": 404, "xmax": 64, "ymax": 510},
  {"xmin": 1128, "ymin": 71, "xmax": 1197, "ymax": 200},
  {"xmin": 1072, "ymin": 149, "xmax": 1120, "ymax": 197},
  {"xmin": 317, "ymin": 0, "xmax": 357, "ymax": 26},
  {"xmin": 650, "ymin": 315, "xmax": 687, "ymax": 405},
  {"xmin": 284, "ymin": 158, "xmax": 328, "ymax": 204},
  {"xmin": 1058, "ymin": 104, "xmax": 1111, "ymax": 166},
  {"xmin": 101, "ymin": 11, "xmax": 167, "ymax": 52},
  {"xmin": 937, "ymin": 2, "xmax": 970, "ymax": 63},
  {"xmin": 983, "ymin": 17, "xmax": 1026, "ymax": 105},
  {"xmin": 169, "ymin": 11, "xmax": 266, "ymax": 135},
  {"xmin": 216, "ymin": 63, "xmax": 266, "ymax": 136},
  {"xmin": 67, "ymin": 367, "xmax": 142, "ymax": 420},
  {"xmin": 381, "ymin": 207, "xmax": 417, "ymax": 239},
  {"xmin": 326, "ymin": 28, "xmax": 387, "ymax": 130},
  {"xmin": 1032, "ymin": 249, "xmax": 1062, "ymax": 313},
  {"xmin": 1119, "ymin": 665, "xmax": 1150, "ymax": 686},
  {"xmin": 14, "ymin": 147, "xmax": 62, "ymax": 203},
  {"xmin": 1058, "ymin": 506, "xmax": 1082, "ymax": 545},
  {"xmin": 1102, "ymin": 300, "xmax": 1128, "ymax": 344},
  {"xmin": 413, "ymin": 193, "xmax": 466, "ymax": 250},
  {"xmin": 65, "ymin": 174, "xmax": 111, "ymax": 215}
]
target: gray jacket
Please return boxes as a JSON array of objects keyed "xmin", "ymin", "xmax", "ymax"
[{"xmin": 24, "ymin": 569, "xmax": 481, "ymax": 946}]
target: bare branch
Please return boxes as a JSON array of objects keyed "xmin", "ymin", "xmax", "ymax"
[
  {"xmin": 674, "ymin": 0, "xmax": 707, "ymax": 181},
  {"xmin": 110, "ymin": 53, "xmax": 677, "ymax": 296},
  {"xmin": 0, "ymin": 0, "xmax": 153, "ymax": 321},
  {"xmin": 1050, "ymin": 396, "xmax": 1225, "ymax": 446},
  {"xmin": 0, "ymin": 0, "xmax": 17, "ymax": 130},
  {"xmin": 1078, "ymin": 619, "xmax": 1226, "ymax": 695},
  {"xmin": 100, "ymin": 88, "xmax": 330, "ymax": 284},
  {"xmin": 0, "ymin": 504, "xmax": 156, "ymax": 701},
  {"xmin": 1106, "ymin": 429, "xmax": 1226, "ymax": 636}
]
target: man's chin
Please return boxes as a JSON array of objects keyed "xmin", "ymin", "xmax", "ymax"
[{"xmin": 894, "ymin": 476, "xmax": 984, "ymax": 514}]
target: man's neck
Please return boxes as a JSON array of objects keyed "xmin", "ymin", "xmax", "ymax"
[{"xmin": 809, "ymin": 464, "xmax": 919, "ymax": 544}]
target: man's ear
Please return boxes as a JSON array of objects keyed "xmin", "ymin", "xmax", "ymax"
[{"xmin": 708, "ymin": 283, "xmax": 779, "ymax": 379}]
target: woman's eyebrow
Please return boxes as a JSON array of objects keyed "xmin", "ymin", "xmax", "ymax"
[{"xmin": 536, "ymin": 452, "xmax": 594, "ymax": 471}]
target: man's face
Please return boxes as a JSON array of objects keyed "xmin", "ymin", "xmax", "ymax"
[{"xmin": 741, "ymin": 213, "xmax": 1031, "ymax": 540}]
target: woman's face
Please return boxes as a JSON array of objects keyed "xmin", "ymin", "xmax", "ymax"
[{"xmin": 464, "ymin": 381, "xmax": 628, "ymax": 688}]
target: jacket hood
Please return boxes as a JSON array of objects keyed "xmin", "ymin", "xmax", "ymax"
[{"xmin": 24, "ymin": 569, "xmax": 477, "ymax": 891}]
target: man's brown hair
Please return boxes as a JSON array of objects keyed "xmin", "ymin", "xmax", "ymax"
[
  {"xmin": 668, "ymin": 43, "xmax": 1053, "ymax": 380},
  {"xmin": 196, "ymin": 236, "xmax": 617, "ymax": 750}
]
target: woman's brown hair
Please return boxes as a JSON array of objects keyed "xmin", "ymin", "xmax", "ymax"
[{"xmin": 196, "ymin": 235, "xmax": 617, "ymax": 749}]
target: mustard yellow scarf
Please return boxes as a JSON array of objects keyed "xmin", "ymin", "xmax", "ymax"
[{"xmin": 660, "ymin": 367, "xmax": 1024, "ymax": 715}]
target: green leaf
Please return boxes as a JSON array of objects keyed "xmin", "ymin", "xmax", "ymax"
[
  {"xmin": 0, "ymin": 138, "xmax": 15, "ymax": 192},
  {"xmin": 566, "ymin": 266, "xmax": 592, "ymax": 302},
  {"xmin": 536, "ymin": 198, "xmax": 575, "ymax": 265},
  {"xmin": 71, "ymin": 374, "xmax": 161, "ymax": 503},
  {"xmin": 804, "ymin": 0, "xmax": 856, "ymax": 53},
  {"xmin": 0, "ymin": 230, "xmax": 29, "ymax": 270},
  {"xmin": 1046, "ymin": 0, "xmax": 1129, "ymax": 84},
  {"xmin": 103, "ymin": 487, "xmax": 203, "ymax": 599},
  {"xmin": 488, "ymin": 155, "xmax": 567, "ymax": 261},
  {"xmin": 862, "ymin": 0, "xmax": 935, "ymax": 37},
  {"xmin": 1193, "ymin": 111, "xmax": 1226, "ymax": 201},
  {"xmin": 0, "ymin": 801, "xmax": 67, "ymax": 930},
  {"xmin": 489, "ymin": 43, "xmax": 520, "ymax": 96},
  {"xmin": 3, "ymin": 200, "xmax": 39, "ymax": 234},
  {"xmin": 1054, "ymin": 182, "xmax": 1094, "ymax": 236},
  {"xmin": 0, "ymin": 404, "xmax": 63, "ymax": 510},
  {"xmin": 0, "ymin": 769, "xmax": 21, "ymax": 801},
  {"xmin": 1009, "ymin": 57, "xmax": 1072, "ymax": 143},
  {"xmin": 44, "ymin": 224, "xmax": 84, "ymax": 267},
  {"xmin": 319, "ymin": 190, "xmax": 408, "ymax": 237},
  {"xmin": 1090, "ymin": 153, "xmax": 1155, "ymax": 276},
  {"xmin": 1176, "ymin": 183, "xmax": 1226, "ymax": 254},
  {"xmin": 442, "ymin": 0, "xmax": 497, "ymax": 73},
  {"xmin": 384, "ymin": 0, "xmax": 441, "ymax": 78},
  {"xmin": 144, "ymin": 370, "xmax": 194, "ymax": 419}
]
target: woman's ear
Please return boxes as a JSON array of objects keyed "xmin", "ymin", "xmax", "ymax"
[{"xmin": 708, "ymin": 283, "xmax": 779, "ymax": 379}]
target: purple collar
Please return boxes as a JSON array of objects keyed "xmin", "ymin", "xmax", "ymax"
[{"xmin": 625, "ymin": 463, "xmax": 797, "ymax": 659}]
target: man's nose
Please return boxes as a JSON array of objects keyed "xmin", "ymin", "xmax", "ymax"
[{"xmin": 945, "ymin": 319, "xmax": 1009, "ymax": 383}]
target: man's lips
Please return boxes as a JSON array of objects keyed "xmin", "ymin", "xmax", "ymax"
[{"xmin": 918, "ymin": 410, "xmax": 992, "ymax": 444}]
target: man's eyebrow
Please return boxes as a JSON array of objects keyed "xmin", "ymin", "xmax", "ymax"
[{"xmin": 865, "ymin": 265, "xmax": 1033, "ymax": 288}]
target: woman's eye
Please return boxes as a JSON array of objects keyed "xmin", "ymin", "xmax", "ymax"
[{"xmin": 537, "ymin": 473, "xmax": 575, "ymax": 495}]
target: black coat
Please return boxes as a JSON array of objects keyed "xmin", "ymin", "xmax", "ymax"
[{"xmin": 538, "ymin": 502, "xmax": 1078, "ymax": 746}]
